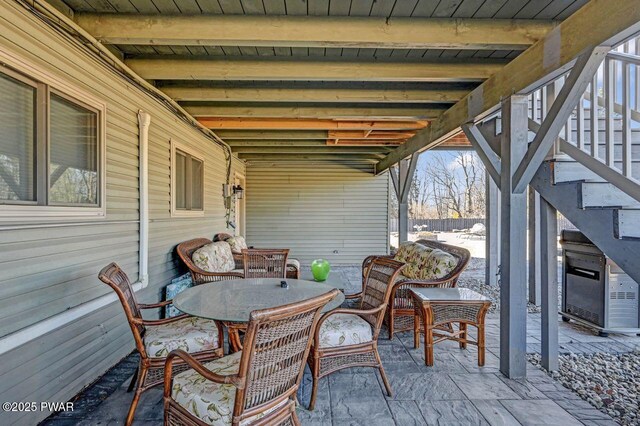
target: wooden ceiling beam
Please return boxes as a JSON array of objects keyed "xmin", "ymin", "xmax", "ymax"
[
  {"xmin": 185, "ymin": 105, "xmax": 445, "ymax": 119},
  {"xmin": 200, "ymin": 118, "xmax": 428, "ymax": 131},
  {"xmin": 328, "ymin": 130, "xmax": 417, "ymax": 139},
  {"xmin": 328, "ymin": 140, "xmax": 405, "ymax": 146},
  {"xmin": 126, "ymin": 58, "xmax": 507, "ymax": 82},
  {"xmin": 232, "ymin": 146, "xmax": 393, "ymax": 154},
  {"xmin": 161, "ymin": 86, "xmax": 468, "ymax": 103},
  {"xmin": 227, "ymin": 140, "xmax": 329, "ymax": 147},
  {"xmin": 239, "ymin": 154, "xmax": 383, "ymax": 162},
  {"xmin": 217, "ymin": 130, "xmax": 328, "ymax": 140},
  {"xmin": 377, "ymin": 0, "xmax": 640, "ymax": 173},
  {"xmin": 75, "ymin": 14, "xmax": 554, "ymax": 51}
]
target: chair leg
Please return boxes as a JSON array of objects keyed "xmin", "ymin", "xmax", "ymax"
[
  {"xmin": 388, "ymin": 309, "xmax": 395, "ymax": 340},
  {"xmin": 309, "ymin": 377, "xmax": 319, "ymax": 411},
  {"xmin": 459, "ymin": 323, "xmax": 467, "ymax": 349},
  {"xmin": 291, "ymin": 410, "xmax": 302, "ymax": 426},
  {"xmin": 477, "ymin": 325, "xmax": 486, "ymax": 367},
  {"xmin": 374, "ymin": 349, "xmax": 392, "ymax": 397},
  {"xmin": 308, "ymin": 358, "xmax": 319, "ymax": 411},
  {"xmin": 125, "ymin": 364, "xmax": 148, "ymax": 426},
  {"xmin": 127, "ymin": 366, "xmax": 138, "ymax": 392},
  {"xmin": 413, "ymin": 313, "xmax": 420, "ymax": 349}
]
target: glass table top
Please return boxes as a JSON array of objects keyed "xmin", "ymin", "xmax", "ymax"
[
  {"xmin": 173, "ymin": 278, "xmax": 345, "ymax": 323},
  {"xmin": 411, "ymin": 287, "xmax": 489, "ymax": 302},
  {"xmin": 299, "ymin": 269, "xmax": 348, "ymax": 290}
]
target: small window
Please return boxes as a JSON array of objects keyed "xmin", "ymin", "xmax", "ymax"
[
  {"xmin": 49, "ymin": 93, "xmax": 99, "ymax": 206},
  {"xmin": 0, "ymin": 63, "xmax": 104, "ymax": 219},
  {"xmin": 0, "ymin": 72, "xmax": 36, "ymax": 203},
  {"xmin": 172, "ymin": 141, "xmax": 204, "ymax": 216}
]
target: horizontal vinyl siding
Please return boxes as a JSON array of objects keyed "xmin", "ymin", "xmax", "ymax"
[
  {"xmin": 0, "ymin": 3, "xmax": 244, "ymax": 424},
  {"xmin": 246, "ymin": 161, "xmax": 389, "ymax": 265}
]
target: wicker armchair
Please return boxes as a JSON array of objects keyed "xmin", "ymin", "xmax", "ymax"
[
  {"xmin": 214, "ymin": 233, "xmax": 301, "ymax": 279},
  {"xmin": 176, "ymin": 238, "xmax": 244, "ymax": 284},
  {"xmin": 164, "ymin": 289, "xmax": 340, "ymax": 426},
  {"xmin": 308, "ymin": 258, "xmax": 405, "ymax": 410},
  {"xmin": 362, "ymin": 239, "xmax": 471, "ymax": 339},
  {"xmin": 98, "ymin": 263, "xmax": 223, "ymax": 426},
  {"xmin": 242, "ymin": 248, "xmax": 289, "ymax": 278}
]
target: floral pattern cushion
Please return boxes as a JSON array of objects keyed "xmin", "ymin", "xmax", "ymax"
[
  {"xmin": 226, "ymin": 236, "xmax": 248, "ymax": 253},
  {"xmin": 424, "ymin": 249, "xmax": 458, "ymax": 279},
  {"xmin": 393, "ymin": 242, "xmax": 434, "ymax": 280},
  {"xmin": 318, "ymin": 313, "xmax": 373, "ymax": 348},
  {"xmin": 172, "ymin": 351, "xmax": 284, "ymax": 425},
  {"xmin": 192, "ymin": 242, "xmax": 235, "ymax": 273},
  {"xmin": 144, "ymin": 317, "xmax": 220, "ymax": 358}
]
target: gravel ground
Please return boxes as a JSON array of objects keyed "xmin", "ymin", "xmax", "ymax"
[
  {"xmin": 456, "ymin": 257, "xmax": 542, "ymax": 313},
  {"xmin": 529, "ymin": 352, "xmax": 640, "ymax": 425}
]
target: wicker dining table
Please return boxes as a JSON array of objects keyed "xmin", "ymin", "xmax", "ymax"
[{"xmin": 172, "ymin": 277, "xmax": 345, "ymax": 407}]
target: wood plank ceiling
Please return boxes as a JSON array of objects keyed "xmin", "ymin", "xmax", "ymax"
[{"xmin": 62, "ymin": 0, "xmax": 589, "ymax": 163}]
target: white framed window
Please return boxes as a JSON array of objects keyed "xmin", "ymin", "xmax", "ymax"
[
  {"xmin": 171, "ymin": 140, "xmax": 205, "ymax": 217},
  {"xmin": 0, "ymin": 56, "xmax": 106, "ymax": 221}
]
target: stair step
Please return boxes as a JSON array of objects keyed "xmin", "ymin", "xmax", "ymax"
[
  {"xmin": 552, "ymin": 161, "xmax": 604, "ymax": 184},
  {"xmin": 580, "ymin": 182, "xmax": 640, "ymax": 209},
  {"xmin": 615, "ymin": 209, "xmax": 640, "ymax": 239}
]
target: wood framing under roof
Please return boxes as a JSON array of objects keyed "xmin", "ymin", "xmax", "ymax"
[
  {"xmin": 59, "ymin": 0, "xmax": 591, "ymax": 163},
  {"xmin": 75, "ymin": 15, "xmax": 556, "ymax": 50}
]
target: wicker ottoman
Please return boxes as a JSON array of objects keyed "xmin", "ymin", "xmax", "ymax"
[{"xmin": 410, "ymin": 287, "xmax": 491, "ymax": 367}]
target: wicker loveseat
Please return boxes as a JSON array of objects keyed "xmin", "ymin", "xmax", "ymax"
[
  {"xmin": 214, "ymin": 233, "xmax": 301, "ymax": 279},
  {"xmin": 176, "ymin": 238, "xmax": 244, "ymax": 284},
  {"xmin": 363, "ymin": 239, "xmax": 471, "ymax": 339}
]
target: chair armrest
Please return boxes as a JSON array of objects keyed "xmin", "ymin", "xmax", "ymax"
[
  {"xmin": 344, "ymin": 291, "xmax": 363, "ymax": 300},
  {"xmin": 139, "ymin": 300, "xmax": 174, "ymax": 309},
  {"xmin": 132, "ymin": 314, "xmax": 190, "ymax": 326},
  {"xmin": 164, "ymin": 350, "xmax": 244, "ymax": 399}
]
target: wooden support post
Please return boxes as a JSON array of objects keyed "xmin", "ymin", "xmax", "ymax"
[
  {"xmin": 393, "ymin": 154, "xmax": 419, "ymax": 244},
  {"xmin": 540, "ymin": 196, "xmax": 559, "ymax": 371},
  {"xmin": 528, "ymin": 187, "xmax": 541, "ymax": 305},
  {"xmin": 499, "ymin": 95, "xmax": 529, "ymax": 379},
  {"xmin": 486, "ymin": 174, "xmax": 500, "ymax": 287}
]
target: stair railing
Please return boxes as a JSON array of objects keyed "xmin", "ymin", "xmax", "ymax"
[{"xmin": 526, "ymin": 34, "xmax": 640, "ymax": 204}]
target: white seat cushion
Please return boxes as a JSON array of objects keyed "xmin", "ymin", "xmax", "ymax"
[
  {"xmin": 144, "ymin": 317, "xmax": 220, "ymax": 358},
  {"xmin": 171, "ymin": 351, "xmax": 284, "ymax": 425},
  {"xmin": 318, "ymin": 313, "xmax": 373, "ymax": 348}
]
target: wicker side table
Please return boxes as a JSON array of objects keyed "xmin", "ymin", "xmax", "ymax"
[{"xmin": 410, "ymin": 288, "xmax": 491, "ymax": 367}]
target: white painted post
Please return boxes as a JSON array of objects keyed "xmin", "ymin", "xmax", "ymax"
[
  {"xmin": 500, "ymin": 95, "xmax": 529, "ymax": 379},
  {"xmin": 528, "ymin": 187, "xmax": 541, "ymax": 304},
  {"xmin": 486, "ymin": 174, "xmax": 500, "ymax": 287},
  {"xmin": 540, "ymin": 196, "xmax": 559, "ymax": 371}
]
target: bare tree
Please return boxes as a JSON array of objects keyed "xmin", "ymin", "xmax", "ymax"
[{"xmin": 408, "ymin": 152, "xmax": 485, "ymax": 219}]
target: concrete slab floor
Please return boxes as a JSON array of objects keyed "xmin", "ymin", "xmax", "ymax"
[{"xmin": 40, "ymin": 265, "xmax": 639, "ymax": 425}]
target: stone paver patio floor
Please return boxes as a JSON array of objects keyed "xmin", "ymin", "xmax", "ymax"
[{"xmin": 41, "ymin": 265, "xmax": 639, "ymax": 425}]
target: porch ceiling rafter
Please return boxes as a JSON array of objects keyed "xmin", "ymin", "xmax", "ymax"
[
  {"xmin": 126, "ymin": 57, "xmax": 507, "ymax": 82},
  {"xmin": 375, "ymin": 0, "xmax": 640, "ymax": 174},
  {"xmin": 230, "ymin": 146, "xmax": 393, "ymax": 154},
  {"xmin": 160, "ymin": 86, "xmax": 469, "ymax": 104},
  {"xmin": 184, "ymin": 104, "xmax": 446, "ymax": 119},
  {"xmin": 75, "ymin": 14, "xmax": 555, "ymax": 51},
  {"xmin": 238, "ymin": 153, "xmax": 383, "ymax": 162},
  {"xmin": 200, "ymin": 118, "xmax": 428, "ymax": 131}
]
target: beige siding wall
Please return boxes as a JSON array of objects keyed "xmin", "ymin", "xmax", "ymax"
[
  {"xmin": 0, "ymin": 3, "xmax": 243, "ymax": 424},
  {"xmin": 245, "ymin": 162, "xmax": 389, "ymax": 265}
]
